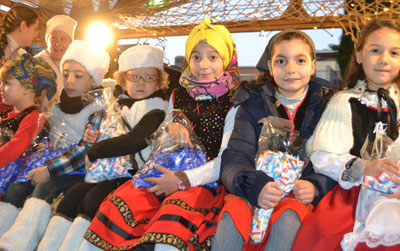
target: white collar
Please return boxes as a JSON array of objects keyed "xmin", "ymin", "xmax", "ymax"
[
  {"xmin": 353, "ymin": 80, "xmax": 399, "ymax": 109},
  {"xmin": 4, "ymin": 35, "xmax": 20, "ymax": 60}
]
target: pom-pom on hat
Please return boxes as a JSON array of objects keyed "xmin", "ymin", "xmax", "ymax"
[
  {"xmin": 118, "ymin": 45, "xmax": 164, "ymax": 72},
  {"xmin": 60, "ymin": 40, "xmax": 110, "ymax": 87},
  {"xmin": 45, "ymin": 15, "xmax": 77, "ymax": 44}
]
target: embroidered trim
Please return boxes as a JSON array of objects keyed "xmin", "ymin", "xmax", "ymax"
[
  {"xmin": 139, "ymin": 232, "xmax": 189, "ymax": 251},
  {"xmin": 85, "ymin": 228, "xmax": 191, "ymax": 251},
  {"xmin": 162, "ymin": 198, "xmax": 220, "ymax": 216},
  {"xmin": 108, "ymin": 196, "xmax": 151, "ymax": 227},
  {"xmin": 84, "ymin": 228, "xmax": 135, "ymax": 251},
  {"xmin": 189, "ymin": 233, "xmax": 214, "ymax": 250}
]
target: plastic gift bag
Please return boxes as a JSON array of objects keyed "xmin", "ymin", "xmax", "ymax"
[
  {"xmin": 85, "ymin": 100, "xmax": 134, "ymax": 183},
  {"xmin": 20, "ymin": 87, "xmax": 113, "ymax": 182},
  {"xmin": 81, "ymin": 88, "xmax": 113, "ymax": 132},
  {"xmin": 48, "ymin": 87, "xmax": 113, "ymax": 151},
  {"xmin": 0, "ymin": 113, "xmax": 48, "ymax": 193},
  {"xmin": 359, "ymin": 121, "xmax": 400, "ymax": 194},
  {"xmin": 250, "ymin": 116, "xmax": 305, "ymax": 244},
  {"xmin": 132, "ymin": 109, "xmax": 218, "ymax": 189}
]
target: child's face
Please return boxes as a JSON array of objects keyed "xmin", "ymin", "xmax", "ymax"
[
  {"xmin": 189, "ymin": 43, "xmax": 224, "ymax": 81},
  {"xmin": 0, "ymin": 77, "xmax": 31, "ymax": 106},
  {"xmin": 62, "ymin": 61, "xmax": 95, "ymax": 97},
  {"xmin": 124, "ymin": 67, "xmax": 160, "ymax": 99},
  {"xmin": 268, "ymin": 39, "xmax": 315, "ymax": 98},
  {"xmin": 356, "ymin": 27, "xmax": 400, "ymax": 90}
]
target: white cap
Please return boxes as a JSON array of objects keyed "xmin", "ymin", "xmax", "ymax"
[
  {"xmin": 60, "ymin": 40, "xmax": 110, "ymax": 87},
  {"xmin": 118, "ymin": 45, "xmax": 164, "ymax": 72},
  {"xmin": 45, "ymin": 15, "xmax": 77, "ymax": 44}
]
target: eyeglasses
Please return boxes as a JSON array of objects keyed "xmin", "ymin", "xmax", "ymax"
[{"xmin": 125, "ymin": 74, "xmax": 158, "ymax": 83}]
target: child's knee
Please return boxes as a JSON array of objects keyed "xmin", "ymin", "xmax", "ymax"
[
  {"xmin": 3, "ymin": 182, "xmax": 33, "ymax": 207},
  {"xmin": 31, "ymin": 180, "xmax": 55, "ymax": 203}
]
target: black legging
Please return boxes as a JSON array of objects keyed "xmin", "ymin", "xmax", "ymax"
[{"xmin": 56, "ymin": 177, "xmax": 131, "ymax": 219}]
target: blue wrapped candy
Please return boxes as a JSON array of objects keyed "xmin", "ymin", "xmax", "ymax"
[{"xmin": 132, "ymin": 146, "xmax": 218, "ymax": 188}]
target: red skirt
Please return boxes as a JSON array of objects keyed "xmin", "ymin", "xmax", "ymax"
[
  {"xmin": 292, "ymin": 184, "xmax": 400, "ymax": 251},
  {"xmin": 219, "ymin": 193, "xmax": 313, "ymax": 251},
  {"xmin": 292, "ymin": 184, "xmax": 360, "ymax": 251},
  {"xmin": 85, "ymin": 180, "xmax": 226, "ymax": 251}
]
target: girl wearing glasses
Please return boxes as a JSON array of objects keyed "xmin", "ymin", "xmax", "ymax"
[
  {"xmin": 35, "ymin": 45, "xmax": 170, "ymax": 250},
  {"xmin": 80, "ymin": 17, "xmax": 240, "ymax": 251}
]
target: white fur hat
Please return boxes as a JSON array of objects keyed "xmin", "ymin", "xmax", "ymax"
[
  {"xmin": 45, "ymin": 15, "xmax": 77, "ymax": 44},
  {"xmin": 60, "ymin": 40, "xmax": 110, "ymax": 87},
  {"xmin": 118, "ymin": 45, "xmax": 164, "ymax": 72}
]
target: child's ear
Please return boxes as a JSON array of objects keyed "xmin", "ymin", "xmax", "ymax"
[
  {"xmin": 311, "ymin": 59, "xmax": 316, "ymax": 75},
  {"xmin": 267, "ymin": 60, "xmax": 273, "ymax": 75}
]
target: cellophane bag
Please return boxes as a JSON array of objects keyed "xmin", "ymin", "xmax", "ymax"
[
  {"xmin": 250, "ymin": 116, "xmax": 304, "ymax": 244},
  {"xmin": 0, "ymin": 112, "xmax": 48, "ymax": 193},
  {"xmin": 20, "ymin": 87, "xmax": 113, "ymax": 181},
  {"xmin": 359, "ymin": 121, "xmax": 400, "ymax": 194},
  {"xmin": 132, "ymin": 109, "xmax": 218, "ymax": 189},
  {"xmin": 85, "ymin": 94, "xmax": 135, "ymax": 183}
]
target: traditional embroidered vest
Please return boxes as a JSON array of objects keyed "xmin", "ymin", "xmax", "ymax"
[
  {"xmin": 0, "ymin": 106, "xmax": 40, "ymax": 145},
  {"xmin": 349, "ymin": 98, "xmax": 397, "ymax": 157},
  {"xmin": 173, "ymin": 86, "xmax": 232, "ymax": 160}
]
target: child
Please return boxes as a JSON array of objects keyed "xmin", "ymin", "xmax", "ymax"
[
  {"xmin": 291, "ymin": 18, "xmax": 400, "ymax": 251},
  {"xmin": 79, "ymin": 16, "xmax": 239, "ymax": 251},
  {"xmin": 212, "ymin": 30, "xmax": 336, "ymax": 251},
  {"xmin": 0, "ymin": 53, "xmax": 56, "ymax": 196},
  {"xmin": 0, "ymin": 40, "xmax": 110, "ymax": 251},
  {"xmin": 37, "ymin": 44, "xmax": 169, "ymax": 250}
]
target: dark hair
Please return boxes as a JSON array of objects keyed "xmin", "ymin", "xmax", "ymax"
[
  {"xmin": 344, "ymin": 18, "xmax": 400, "ymax": 89},
  {"xmin": 0, "ymin": 6, "xmax": 38, "ymax": 54},
  {"xmin": 233, "ymin": 31, "xmax": 315, "ymax": 105}
]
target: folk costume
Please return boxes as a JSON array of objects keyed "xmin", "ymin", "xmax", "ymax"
[
  {"xmin": 0, "ymin": 54, "xmax": 56, "ymax": 194},
  {"xmin": 38, "ymin": 45, "xmax": 169, "ymax": 251},
  {"xmin": 0, "ymin": 40, "xmax": 110, "ymax": 251},
  {"xmin": 292, "ymin": 80, "xmax": 400, "ymax": 251},
  {"xmin": 213, "ymin": 30, "xmax": 337, "ymax": 251},
  {"xmin": 81, "ymin": 17, "xmax": 239, "ymax": 251}
]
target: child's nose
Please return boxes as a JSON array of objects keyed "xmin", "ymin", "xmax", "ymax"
[
  {"xmin": 137, "ymin": 77, "xmax": 145, "ymax": 85},
  {"xmin": 66, "ymin": 75, "xmax": 75, "ymax": 84},
  {"xmin": 379, "ymin": 51, "xmax": 389, "ymax": 63},
  {"xmin": 285, "ymin": 61, "xmax": 296, "ymax": 72},
  {"xmin": 200, "ymin": 58, "xmax": 209, "ymax": 69}
]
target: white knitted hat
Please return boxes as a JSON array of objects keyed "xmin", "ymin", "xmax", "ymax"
[
  {"xmin": 60, "ymin": 40, "xmax": 110, "ymax": 87},
  {"xmin": 118, "ymin": 45, "xmax": 164, "ymax": 72},
  {"xmin": 45, "ymin": 15, "xmax": 77, "ymax": 44}
]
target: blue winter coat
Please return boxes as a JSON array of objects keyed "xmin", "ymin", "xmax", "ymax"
[{"xmin": 220, "ymin": 79, "xmax": 337, "ymax": 207}]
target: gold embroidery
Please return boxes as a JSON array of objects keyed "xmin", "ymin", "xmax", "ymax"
[
  {"xmin": 85, "ymin": 229, "xmax": 191, "ymax": 251},
  {"xmin": 138, "ymin": 232, "xmax": 189, "ymax": 251},
  {"xmin": 189, "ymin": 233, "xmax": 213, "ymax": 250},
  {"xmin": 109, "ymin": 196, "xmax": 150, "ymax": 227},
  {"xmin": 162, "ymin": 199, "xmax": 220, "ymax": 215}
]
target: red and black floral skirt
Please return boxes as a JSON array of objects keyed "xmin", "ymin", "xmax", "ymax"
[{"xmin": 84, "ymin": 180, "xmax": 226, "ymax": 251}]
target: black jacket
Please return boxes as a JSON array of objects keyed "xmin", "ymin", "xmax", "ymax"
[{"xmin": 221, "ymin": 79, "xmax": 337, "ymax": 207}]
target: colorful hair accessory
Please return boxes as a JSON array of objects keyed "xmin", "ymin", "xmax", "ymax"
[
  {"xmin": 179, "ymin": 17, "xmax": 239, "ymax": 99},
  {"xmin": 6, "ymin": 54, "xmax": 57, "ymax": 100}
]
